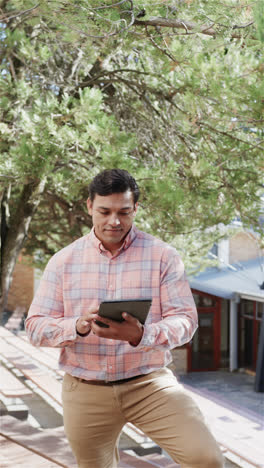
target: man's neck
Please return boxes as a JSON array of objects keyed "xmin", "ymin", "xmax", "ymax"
[{"xmin": 92, "ymin": 226, "xmax": 134, "ymax": 255}]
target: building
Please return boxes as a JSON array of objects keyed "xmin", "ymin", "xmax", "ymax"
[{"xmin": 187, "ymin": 230, "xmax": 264, "ymax": 374}]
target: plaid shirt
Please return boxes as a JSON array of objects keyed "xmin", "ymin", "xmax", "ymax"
[{"xmin": 26, "ymin": 226, "xmax": 197, "ymax": 381}]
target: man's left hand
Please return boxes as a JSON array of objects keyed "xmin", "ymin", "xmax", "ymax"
[{"xmin": 91, "ymin": 312, "xmax": 144, "ymax": 346}]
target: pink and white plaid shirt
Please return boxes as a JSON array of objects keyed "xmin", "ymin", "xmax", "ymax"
[{"xmin": 25, "ymin": 226, "xmax": 197, "ymax": 381}]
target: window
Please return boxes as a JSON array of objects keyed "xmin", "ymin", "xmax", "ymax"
[
  {"xmin": 238, "ymin": 299, "xmax": 263, "ymax": 370},
  {"xmin": 241, "ymin": 300, "xmax": 254, "ymax": 318},
  {"xmin": 210, "ymin": 243, "xmax": 218, "ymax": 257},
  {"xmin": 193, "ymin": 294, "xmax": 215, "ymax": 308},
  {"xmin": 256, "ymin": 302, "xmax": 264, "ymax": 322}
]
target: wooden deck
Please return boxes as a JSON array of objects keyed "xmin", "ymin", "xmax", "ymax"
[
  {"xmin": 0, "ymin": 416, "xmax": 77, "ymax": 467},
  {"xmin": 0, "ymin": 325, "xmax": 179, "ymax": 467},
  {"xmin": 0, "ymin": 325, "xmax": 255, "ymax": 467},
  {"xmin": 0, "ymin": 415, "xmax": 179, "ymax": 468},
  {"xmin": 0, "ymin": 366, "xmax": 32, "ymax": 398}
]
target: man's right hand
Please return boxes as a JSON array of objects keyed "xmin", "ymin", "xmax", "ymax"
[{"xmin": 76, "ymin": 309, "xmax": 98, "ymax": 335}]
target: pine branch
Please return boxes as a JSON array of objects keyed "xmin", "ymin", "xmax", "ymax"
[
  {"xmin": 134, "ymin": 16, "xmax": 255, "ymax": 39},
  {"xmin": 0, "ymin": 3, "xmax": 39, "ymax": 22}
]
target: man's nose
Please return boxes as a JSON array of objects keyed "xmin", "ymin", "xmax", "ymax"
[{"xmin": 109, "ymin": 214, "xmax": 121, "ymax": 226}]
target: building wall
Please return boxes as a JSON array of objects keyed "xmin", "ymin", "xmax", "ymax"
[
  {"xmin": 7, "ymin": 256, "xmax": 34, "ymax": 312},
  {"xmin": 229, "ymin": 232, "xmax": 263, "ymax": 263}
]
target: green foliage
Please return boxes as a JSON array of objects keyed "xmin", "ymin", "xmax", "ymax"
[
  {"xmin": 253, "ymin": 0, "xmax": 264, "ymax": 43},
  {"xmin": 0, "ymin": 0, "xmax": 263, "ymax": 273}
]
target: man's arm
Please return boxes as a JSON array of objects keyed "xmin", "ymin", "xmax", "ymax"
[
  {"xmin": 135, "ymin": 248, "xmax": 198, "ymax": 350},
  {"xmin": 25, "ymin": 255, "xmax": 97, "ymax": 347}
]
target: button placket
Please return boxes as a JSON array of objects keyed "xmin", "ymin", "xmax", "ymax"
[
  {"xmin": 106, "ymin": 257, "xmax": 118, "ymax": 379},
  {"xmin": 107, "ymin": 258, "xmax": 116, "ymax": 299}
]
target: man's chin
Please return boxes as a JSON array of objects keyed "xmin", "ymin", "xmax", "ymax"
[
  {"xmin": 107, "ymin": 235, "xmax": 123, "ymax": 243},
  {"xmin": 104, "ymin": 230, "xmax": 123, "ymax": 236}
]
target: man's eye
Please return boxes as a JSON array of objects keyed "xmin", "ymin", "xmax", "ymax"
[{"xmin": 98, "ymin": 211, "xmax": 131, "ymax": 216}]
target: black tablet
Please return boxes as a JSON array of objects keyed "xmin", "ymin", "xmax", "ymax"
[{"xmin": 96, "ymin": 299, "xmax": 152, "ymax": 327}]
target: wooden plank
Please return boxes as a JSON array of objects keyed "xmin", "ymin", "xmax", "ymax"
[
  {"xmin": 119, "ymin": 450, "xmax": 169, "ymax": 467},
  {"xmin": 5, "ymin": 306, "xmax": 26, "ymax": 331},
  {"xmin": 4, "ymin": 335, "xmax": 63, "ymax": 375},
  {"xmin": 0, "ymin": 366, "xmax": 32, "ymax": 397},
  {"xmin": 1, "ymin": 415, "xmax": 41, "ymax": 437},
  {"xmin": 0, "ymin": 435, "xmax": 60, "ymax": 467},
  {"xmin": 1, "ymin": 416, "xmax": 77, "ymax": 467},
  {"xmin": 213, "ymin": 424, "xmax": 264, "ymax": 468},
  {"xmin": 0, "ymin": 337, "xmax": 62, "ymax": 405},
  {"xmin": 0, "ymin": 327, "xmax": 14, "ymax": 338},
  {"xmin": 25, "ymin": 372, "xmax": 62, "ymax": 405},
  {"xmin": 0, "ymin": 338, "xmax": 41, "ymax": 373},
  {"xmin": 144, "ymin": 453, "xmax": 180, "ymax": 467}
]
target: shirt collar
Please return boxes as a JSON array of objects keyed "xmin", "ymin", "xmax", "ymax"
[{"xmin": 89, "ymin": 225, "xmax": 138, "ymax": 254}]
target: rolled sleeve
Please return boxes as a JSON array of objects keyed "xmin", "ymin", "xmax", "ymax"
[
  {"xmin": 135, "ymin": 250, "xmax": 198, "ymax": 350},
  {"xmin": 25, "ymin": 256, "xmax": 78, "ymax": 347}
]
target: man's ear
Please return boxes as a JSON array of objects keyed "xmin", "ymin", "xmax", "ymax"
[
  {"xmin": 87, "ymin": 198, "xmax": 93, "ymax": 216},
  {"xmin": 133, "ymin": 202, "xmax": 139, "ymax": 216}
]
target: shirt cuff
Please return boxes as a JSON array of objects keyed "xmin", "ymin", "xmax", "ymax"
[
  {"xmin": 128, "ymin": 325, "xmax": 148, "ymax": 348},
  {"xmin": 58, "ymin": 317, "xmax": 81, "ymax": 346},
  {"xmin": 132, "ymin": 323, "xmax": 157, "ymax": 349}
]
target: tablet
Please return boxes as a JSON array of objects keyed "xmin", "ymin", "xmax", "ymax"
[{"xmin": 96, "ymin": 299, "xmax": 152, "ymax": 327}]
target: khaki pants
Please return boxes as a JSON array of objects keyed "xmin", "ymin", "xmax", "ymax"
[{"xmin": 62, "ymin": 368, "xmax": 224, "ymax": 468}]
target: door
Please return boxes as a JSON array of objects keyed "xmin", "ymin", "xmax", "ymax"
[
  {"xmin": 238, "ymin": 300, "xmax": 261, "ymax": 371},
  {"xmin": 188, "ymin": 291, "xmax": 221, "ymax": 371}
]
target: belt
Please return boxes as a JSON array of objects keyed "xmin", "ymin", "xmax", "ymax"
[{"xmin": 74, "ymin": 374, "xmax": 144, "ymax": 386}]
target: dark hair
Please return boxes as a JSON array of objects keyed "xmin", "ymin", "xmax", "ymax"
[{"xmin": 88, "ymin": 169, "xmax": 140, "ymax": 203}]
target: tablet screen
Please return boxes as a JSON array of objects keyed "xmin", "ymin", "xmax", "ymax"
[{"xmin": 98, "ymin": 299, "xmax": 152, "ymax": 326}]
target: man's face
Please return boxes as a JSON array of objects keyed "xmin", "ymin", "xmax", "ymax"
[{"xmin": 87, "ymin": 190, "xmax": 138, "ymax": 253}]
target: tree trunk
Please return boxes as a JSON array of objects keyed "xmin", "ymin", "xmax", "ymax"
[
  {"xmin": 0, "ymin": 184, "xmax": 11, "ymax": 311},
  {"xmin": 0, "ymin": 178, "xmax": 46, "ymax": 319}
]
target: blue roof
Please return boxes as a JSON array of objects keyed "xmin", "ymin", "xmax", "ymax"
[{"xmin": 189, "ymin": 257, "xmax": 264, "ymax": 300}]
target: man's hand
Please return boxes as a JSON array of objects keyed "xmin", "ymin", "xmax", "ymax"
[
  {"xmin": 76, "ymin": 308, "xmax": 98, "ymax": 335},
  {"xmin": 91, "ymin": 312, "xmax": 144, "ymax": 346}
]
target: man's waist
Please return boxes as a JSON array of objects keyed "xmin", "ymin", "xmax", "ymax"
[{"xmin": 72, "ymin": 374, "xmax": 144, "ymax": 386}]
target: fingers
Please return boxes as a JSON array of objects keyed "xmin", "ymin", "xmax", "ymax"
[
  {"xmin": 83, "ymin": 308, "xmax": 99, "ymax": 319},
  {"xmin": 76, "ymin": 308, "xmax": 99, "ymax": 335},
  {"xmin": 76, "ymin": 318, "xmax": 90, "ymax": 335},
  {"xmin": 92, "ymin": 313, "xmax": 137, "ymax": 327},
  {"xmin": 91, "ymin": 319, "xmax": 117, "ymax": 338},
  {"xmin": 122, "ymin": 312, "xmax": 138, "ymax": 323},
  {"xmin": 92, "ymin": 315, "xmax": 115, "ymax": 329},
  {"xmin": 80, "ymin": 320, "xmax": 89, "ymax": 331},
  {"xmin": 90, "ymin": 313, "xmax": 142, "ymax": 344}
]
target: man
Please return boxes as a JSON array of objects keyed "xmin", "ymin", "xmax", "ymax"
[{"xmin": 26, "ymin": 169, "xmax": 223, "ymax": 468}]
